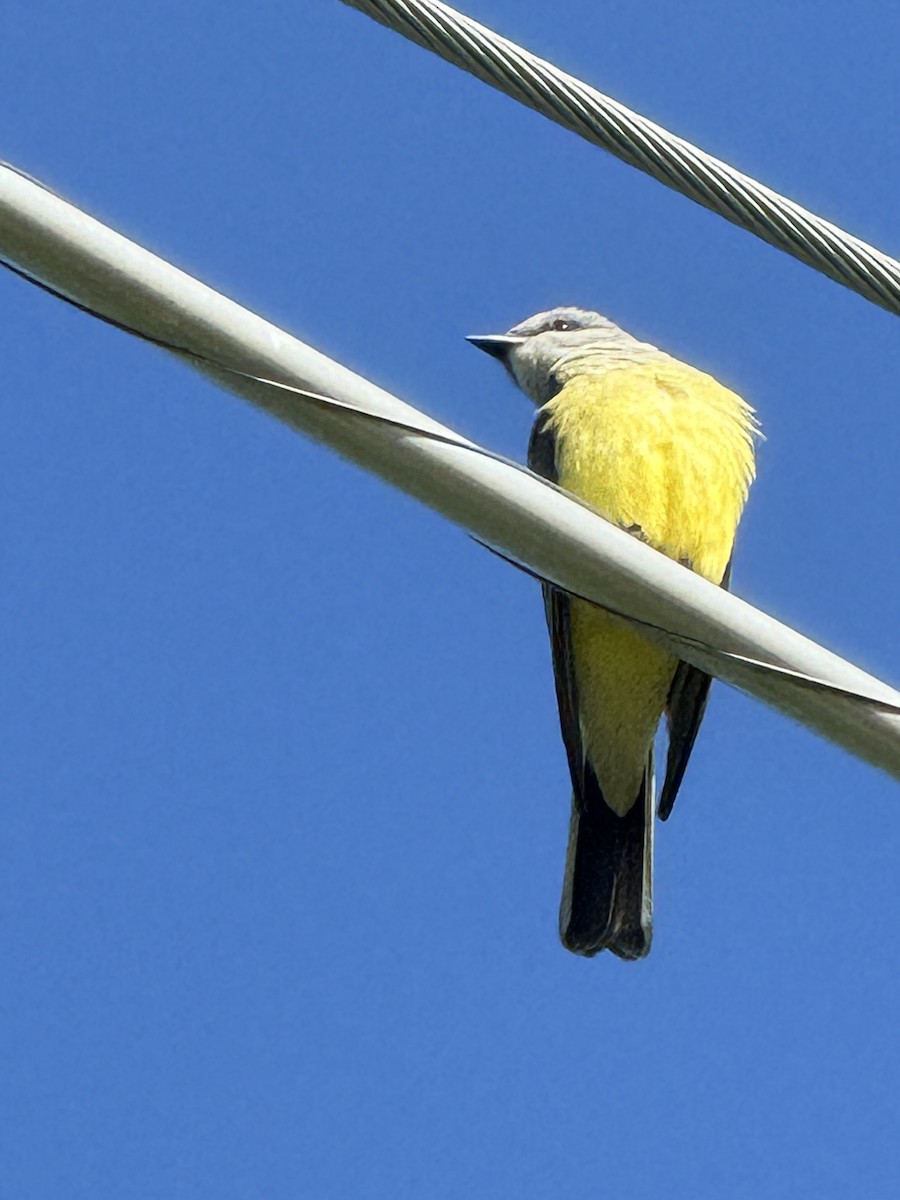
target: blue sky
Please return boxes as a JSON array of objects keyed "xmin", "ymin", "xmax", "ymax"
[{"xmin": 1, "ymin": 2, "xmax": 899, "ymax": 1197}]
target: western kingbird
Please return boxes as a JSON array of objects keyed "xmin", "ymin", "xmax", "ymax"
[{"xmin": 469, "ymin": 307, "xmax": 758, "ymax": 959}]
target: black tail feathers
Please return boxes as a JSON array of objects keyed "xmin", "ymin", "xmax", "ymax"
[{"xmin": 559, "ymin": 759, "xmax": 653, "ymax": 959}]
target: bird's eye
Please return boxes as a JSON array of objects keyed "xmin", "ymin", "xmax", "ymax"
[{"xmin": 552, "ymin": 319, "xmax": 573, "ymax": 331}]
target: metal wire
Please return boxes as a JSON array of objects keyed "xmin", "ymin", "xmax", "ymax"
[
  {"xmin": 1, "ymin": 161, "xmax": 898, "ymax": 779},
  {"xmin": 341, "ymin": 0, "xmax": 900, "ymax": 317}
]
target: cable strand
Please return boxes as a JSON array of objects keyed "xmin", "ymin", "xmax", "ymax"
[{"xmin": 341, "ymin": 0, "xmax": 900, "ymax": 316}]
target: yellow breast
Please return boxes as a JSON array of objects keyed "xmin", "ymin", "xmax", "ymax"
[
  {"xmin": 541, "ymin": 356, "xmax": 757, "ymax": 813},
  {"xmin": 543, "ymin": 357, "xmax": 757, "ymax": 583}
]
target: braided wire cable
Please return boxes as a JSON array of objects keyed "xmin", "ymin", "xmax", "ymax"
[{"xmin": 341, "ymin": 0, "xmax": 900, "ymax": 316}]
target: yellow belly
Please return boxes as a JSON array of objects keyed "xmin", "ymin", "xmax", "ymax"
[{"xmin": 544, "ymin": 359, "xmax": 756, "ymax": 813}]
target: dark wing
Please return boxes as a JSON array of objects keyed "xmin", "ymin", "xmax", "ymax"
[
  {"xmin": 527, "ymin": 411, "xmax": 584, "ymax": 786},
  {"xmin": 658, "ymin": 557, "xmax": 733, "ymax": 821}
]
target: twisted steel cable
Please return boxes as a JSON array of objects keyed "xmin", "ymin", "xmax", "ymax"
[{"xmin": 342, "ymin": 0, "xmax": 900, "ymax": 316}]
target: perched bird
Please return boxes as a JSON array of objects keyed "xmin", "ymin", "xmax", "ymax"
[{"xmin": 469, "ymin": 308, "xmax": 758, "ymax": 959}]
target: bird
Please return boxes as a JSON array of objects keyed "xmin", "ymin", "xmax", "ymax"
[{"xmin": 468, "ymin": 307, "xmax": 758, "ymax": 959}]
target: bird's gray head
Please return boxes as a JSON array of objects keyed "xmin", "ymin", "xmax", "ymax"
[{"xmin": 468, "ymin": 306, "xmax": 652, "ymax": 405}]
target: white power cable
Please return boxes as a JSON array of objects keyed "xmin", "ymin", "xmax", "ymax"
[{"xmin": 1, "ymin": 162, "xmax": 898, "ymax": 780}]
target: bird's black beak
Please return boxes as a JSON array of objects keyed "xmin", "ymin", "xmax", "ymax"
[{"xmin": 466, "ymin": 334, "xmax": 525, "ymax": 362}]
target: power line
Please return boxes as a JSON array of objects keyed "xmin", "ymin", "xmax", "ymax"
[
  {"xmin": 341, "ymin": 0, "xmax": 900, "ymax": 317},
  {"xmin": 1, "ymin": 162, "xmax": 898, "ymax": 779}
]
